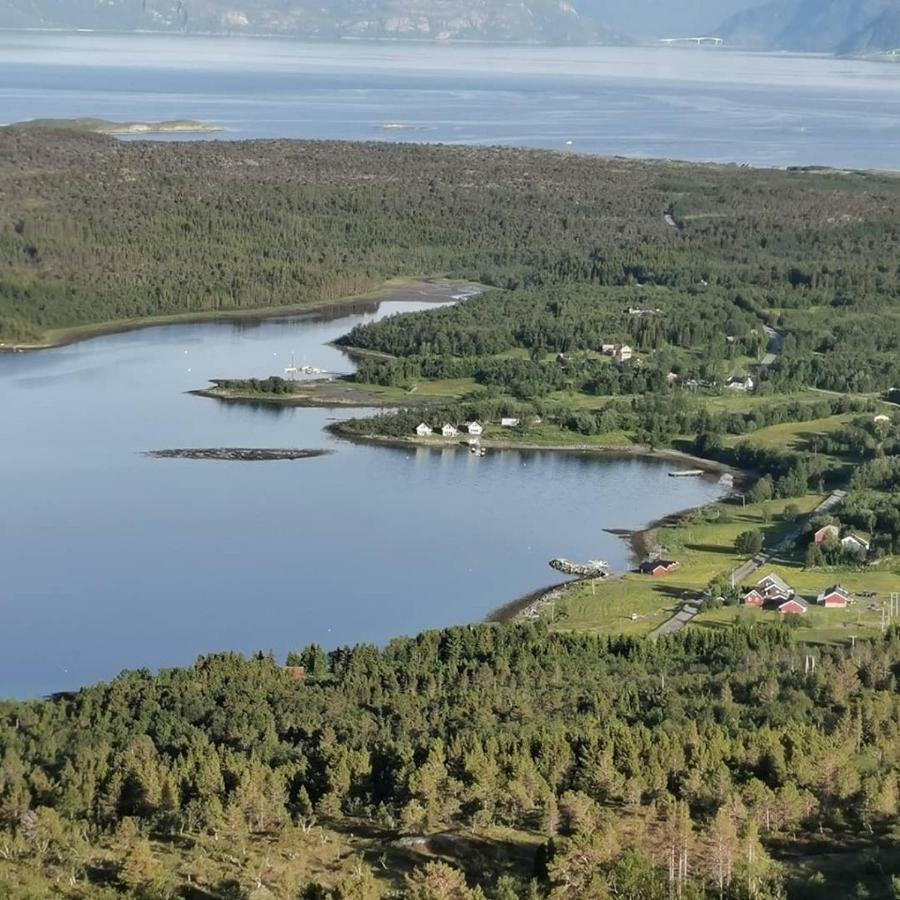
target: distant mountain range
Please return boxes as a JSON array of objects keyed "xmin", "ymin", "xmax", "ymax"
[
  {"xmin": 717, "ymin": 0, "xmax": 900, "ymax": 54},
  {"xmin": 3, "ymin": 0, "xmax": 897, "ymax": 52},
  {"xmin": 0, "ymin": 0, "xmax": 623, "ymax": 43}
]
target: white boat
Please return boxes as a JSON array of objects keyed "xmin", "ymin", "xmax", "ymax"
[{"xmin": 284, "ymin": 356, "xmax": 325, "ymax": 376}]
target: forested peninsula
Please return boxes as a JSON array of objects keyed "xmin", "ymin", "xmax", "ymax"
[{"xmin": 2, "ymin": 127, "xmax": 898, "ymax": 350}]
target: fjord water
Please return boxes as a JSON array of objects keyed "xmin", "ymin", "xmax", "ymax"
[
  {"xmin": 1, "ymin": 32, "xmax": 900, "ymax": 168},
  {"xmin": 0, "ymin": 296, "xmax": 722, "ymax": 698}
]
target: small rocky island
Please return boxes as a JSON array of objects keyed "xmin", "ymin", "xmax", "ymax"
[
  {"xmin": 10, "ymin": 117, "xmax": 221, "ymax": 136},
  {"xmin": 146, "ymin": 448, "xmax": 330, "ymax": 461}
]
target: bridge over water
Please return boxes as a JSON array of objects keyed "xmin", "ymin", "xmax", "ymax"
[{"xmin": 660, "ymin": 36, "xmax": 723, "ymax": 46}]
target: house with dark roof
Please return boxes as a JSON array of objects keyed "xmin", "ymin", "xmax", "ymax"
[
  {"xmin": 638, "ymin": 559, "xmax": 681, "ymax": 577},
  {"xmin": 756, "ymin": 572, "xmax": 794, "ymax": 601}
]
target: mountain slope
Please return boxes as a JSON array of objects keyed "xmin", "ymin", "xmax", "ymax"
[
  {"xmin": 836, "ymin": 5, "xmax": 900, "ymax": 52},
  {"xmin": 0, "ymin": 0, "xmax": 621, "ymax": 42},
  {"xmin": 718, "ymin": 0, "xmax": 900, "ymax": 52}
]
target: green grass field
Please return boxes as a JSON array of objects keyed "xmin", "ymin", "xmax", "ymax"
[
  {"xmin": 723, "ymin": 413, "xmax": 855, "ymax": 450},
  {"xmin": 547, "ymin": 492, "xmax": 899, "ymax": 647}
]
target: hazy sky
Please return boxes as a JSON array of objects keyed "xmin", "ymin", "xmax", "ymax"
[{"xmin": 581, "ymin": 0, "xmax": 761, "ymax": 37}]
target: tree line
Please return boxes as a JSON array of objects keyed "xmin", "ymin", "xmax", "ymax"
[
  {"xmin": 1, "ymin": 623, "xmax": 899, "ymax": 897},
  {"xmin": 3, "ymin": 126, "xmax": 900, "ymax": 354}
]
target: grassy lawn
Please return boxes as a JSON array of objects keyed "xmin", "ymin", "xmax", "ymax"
[
  {"xmin": 691, "ymin": 602, "xmax": 886, "ymax": 646},
  {"xmin": 546, "ymin": 493, "xmax": 898, "ymax": 647},
  {"xmin": 480, "ymin": 422, "xmax": 634, "ymax": 447},
  {"xmin": 722, "ymin": 413, "xmax": 856, "ymax": 452},
  {"xmin": 551, "ymin": 496, "xmax": 821, "ymax": 637},
  {"xmin": 209, "ymin": 375, "xmax": 479, "ymax": 408},
  {"xmin": 401, "ymin": 377, "xmax": 478, "ymax": 400},
  {"xmin": 692, "ymin": 561, "xmax": 899, "ymax": 646},
  {"xmin": 555, "ymin": 574, "xmax": 688, "ymax": 637}
]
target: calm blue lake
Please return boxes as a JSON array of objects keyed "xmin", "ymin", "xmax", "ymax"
[{"xmin": 0, "ymin": 292, "xmax": 723, "ymax": 698}]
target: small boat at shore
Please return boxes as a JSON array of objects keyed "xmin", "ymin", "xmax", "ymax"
[{"xmin": 284, "ymin": 357, "xmax": 325, "ymax": 376}]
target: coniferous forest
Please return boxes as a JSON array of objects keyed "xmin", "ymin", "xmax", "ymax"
[
  {"xmin": 2, "ymin": 126, "xmax": 899, "ymax": 366},
  {"xmin": 1, "ymin": 625, "xmax": 899, "ymax": 898}
]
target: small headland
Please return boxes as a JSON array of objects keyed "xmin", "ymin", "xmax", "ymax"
[
  {"xmin": 7, "ymin": 117, "xmax": 221, "ymax": 135},
  {"xmin": 190, "ymin": 377, "xmax": 432, "ymax": 409}
]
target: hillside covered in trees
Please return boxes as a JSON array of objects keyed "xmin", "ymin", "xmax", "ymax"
[
  {"xmin": 1, "ymin": 127, "xmax": 899, "ymax": 347},
  {"xmin": 1, "ymin": 623, "xmax": 899, "ymax": 897}
]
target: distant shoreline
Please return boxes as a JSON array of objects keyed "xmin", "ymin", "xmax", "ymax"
[
  {"xmin": 328, "ymin": 426, "xmax": 743, "ymax": 477},
  {"xmin": 0, "ymin": 277, "xmax": 468, "ymax": 353},
  {"xmin": 7, "ymin": 116, "xmax": 222, "ymax": 136},
  {"xmin": 1, "ymin": 29, "xmax": 895, "ymax": 64}
]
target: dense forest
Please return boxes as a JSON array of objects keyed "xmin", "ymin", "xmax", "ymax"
[
  {"xmin": 1, "ymin": 623, "xmax": 899, "ymax": 898},
  {"xmin": 2, "ymin": 126, "xmax": 899, "ymax": 358}
]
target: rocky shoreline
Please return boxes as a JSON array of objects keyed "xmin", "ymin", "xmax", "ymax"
[{"xmin": 146, "ymin": 448, "xmax": 330, "ymax": 461}]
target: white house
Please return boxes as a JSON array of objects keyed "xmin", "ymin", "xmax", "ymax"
[
  {"xmin": 415, "ymin": 423, "xmax": 433, "ymax": 437},
  {"xmin": 841, "ymin": 534, "xmax": 870, "ymax": 555},
  {"xmin": 441, "ymin": 424, "xmax": 458, "ymax": 438},
  {"xmin": 614, "ymin": 344, "xmax": 633, "ymax": 363},
  {"xmin": 874, "ymin": 414, "xmax": 891, "ymax": 424},
  {"xmin": 600, "ymin": 344, "xmax": 616, "ymax": 355},
  {"xmin": 500, "ymin": 417, "xmax": 520, "ymax": 428},
  {"xmin": 464, "ymin": 421, "xmax": 483, "ymax": 436},
  {"xmin": 726, "ymin": 375, "xmax": 755, "ymax": 392}
]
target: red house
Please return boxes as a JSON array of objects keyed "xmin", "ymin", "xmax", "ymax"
[
  {"xmin": 638, "ymin": 559, "xmax": 681, "ymax": 577},
  {"xmin": 817, "ymin": 585, "xmax": 851, "ymax": 608},
  {"xmin": 778, "ymin": 597, "xmax": 808, "ymax": 615},
  {"xmin": 742, "ymin": 589, "xmax": 765, "ymax": 607},
  {"xmin": 813, "ymin": 524, "xmax": 839, "ymax": 545}
]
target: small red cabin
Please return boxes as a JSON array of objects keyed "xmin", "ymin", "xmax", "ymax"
[
  {"xmin": 638, "ymin": 559, "xmax": 681, "ymax": 577},
  {"xmin": 817, "ymin": 586, "xmax": 850, "ymax": 608},
  {"xmin": 742, "ymin": 589, "xmax": 765, "ymax": 607},
  {"xmin": 778, "ymin": 598, "xmax": 808, "ymax": 616}
]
